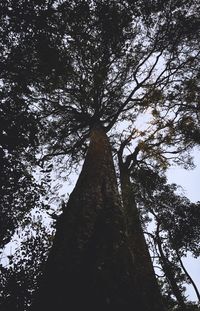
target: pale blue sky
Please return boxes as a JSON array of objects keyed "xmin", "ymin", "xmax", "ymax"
[{"xmin": 167, "ymin": 149, "xmax": 200, "ymax": 203}]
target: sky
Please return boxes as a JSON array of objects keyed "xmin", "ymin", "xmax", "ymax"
[{"xmin": 167, "ymin": 148, "xmax": 200, "ymax": 203}]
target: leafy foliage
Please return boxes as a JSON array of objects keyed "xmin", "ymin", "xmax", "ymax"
[
  {"xmin": 0, "ymin": 84, "xmax": 42, "ymax": 247},
  {"xmin": 0, "ymin": 218, "xmax": 53, "ymax": 311},
  {"xmin": 1, "ymin": 0, "xmax": 199, "ymax": 165}
]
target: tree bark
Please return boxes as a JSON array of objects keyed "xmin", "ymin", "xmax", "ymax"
[
  {"xmin": 119, "ymin": 163, "xmax": 166, "ymax": 311},
  {"xmin": 31, "ymin": 125, "xmax": 139, "ymax": 310}
]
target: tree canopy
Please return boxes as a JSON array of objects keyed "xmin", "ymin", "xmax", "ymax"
[{"xmin": 1, "ymin": 0, "xmax": 199, "ymax": 166}]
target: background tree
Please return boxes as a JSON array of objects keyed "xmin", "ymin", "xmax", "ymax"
[
  {"xmin": 0, "ymin": 85, "xmax": 42, "ymax": 248},
  {"xmin": 0, "ymin": 217, "xmax": 53, "ymax": 311},
  {"xmin": 132, "ymin": 167, "xmax": 200, "ymax": 308}
]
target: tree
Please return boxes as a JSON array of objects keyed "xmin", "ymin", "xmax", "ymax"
[
  {"xmin": 133, "ymin": 168, "xmax": 200, "ymax": 307},
  {"xmin": 1, "ymin": 0, "xmax": 199, "ymax": 310},
  {"xmin": 32, "ymin": 125, "xmax": 156, "ymax": 310},
  {"xmin": 117, "ymin": 141, "xmax": 165, "ymax": 309}
]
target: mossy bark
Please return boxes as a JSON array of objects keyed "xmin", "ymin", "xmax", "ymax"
[
  {"xmin": 32, "ymin": 126, "xmax": 139, "ymax": 310},
  {"xmin": 119, "ymin": 163, "xmax": 166, "ymax": 311}
]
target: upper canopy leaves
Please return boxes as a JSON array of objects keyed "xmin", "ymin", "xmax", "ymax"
[{"xmin": 0, "ymin": 0, "xmax": 199, "ymax": 163}]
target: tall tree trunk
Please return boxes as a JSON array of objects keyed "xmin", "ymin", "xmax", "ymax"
[
  {"xmin": 119, "ymin": 163, "xmax": 166, "ymax": 311},
  {"xmin": 156, "ymin": 231, "xmax": 187, "ymax": 310},
  {"xmin": 31, "ymin": 125, "xmax": 140, "ymax": 310}
]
